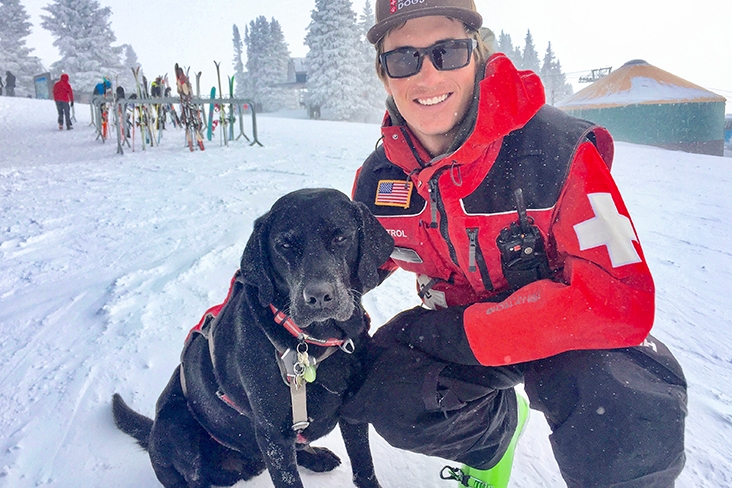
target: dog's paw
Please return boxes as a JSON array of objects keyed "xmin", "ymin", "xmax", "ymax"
[
  {"xmin": 354, "ymin": 472, "xmax": 383, "ymax": 488},
  {"xmin": 296, "ymin": 445, "xmax": 342, "ymax": 472}
]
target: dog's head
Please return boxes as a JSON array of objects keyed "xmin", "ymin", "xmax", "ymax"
[{"xmin": 240, "ymin": 189, "xmax": 393, "ymax": 328}]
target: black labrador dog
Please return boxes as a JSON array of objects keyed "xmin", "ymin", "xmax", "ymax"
[{"xmin": 112, "ymin": 188, "xmax": 393, "ymax": 488}]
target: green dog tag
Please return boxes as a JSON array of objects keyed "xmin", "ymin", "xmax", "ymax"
[{"xmin": 303, "ymin": 364, "xmax": 316, "ymax": 383}]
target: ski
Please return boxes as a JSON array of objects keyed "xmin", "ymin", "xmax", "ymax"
[
  {"xmin": 196, "ymin": 71, "xmax": 206, "ymax": 128},
  {"xmin": 214, "ymin": 61, "xmax": 228, "ymax": 146},
  {"xmin": 228, "ymin": 75, "xmax": 235, "ymax": 141},
  {"xmin": 175, "ymin": 63, "xmax": 205, "ymax": 152},
  {"xmin": 132, "ymin": 66, "xmax": 145, "ymax": 150},
  {"xmin": 207, "ymin": 87, "xmax": 216, "ymax": 141}
]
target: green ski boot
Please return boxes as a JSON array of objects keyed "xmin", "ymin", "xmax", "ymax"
[{"xmin": 441, "ymin": 389, "xmax": 530, "ymax": 488}]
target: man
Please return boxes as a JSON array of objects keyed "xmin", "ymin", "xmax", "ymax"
[
  {"xmin": 52, "ymin": 74, "xmax": 74, "ymax": 130},
  {"xmin": 344, "ymin": 1, "xmax": 687, "ymax": 487},
  {"xmin": 93, "ymin": 77, "xmax": 112, "ymax": 97},
  {"xmin": 6, "ymin": 71, "xmax": 16, "ymax": 97}
]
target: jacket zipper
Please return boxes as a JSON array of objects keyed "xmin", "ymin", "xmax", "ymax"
[
  {"xmin": 428, "ymin": 174, "xmax": 459, "ymax": 267},
  {"xmin": 466, "ymin": 228, "xmax": 494, "ymax": 291}
]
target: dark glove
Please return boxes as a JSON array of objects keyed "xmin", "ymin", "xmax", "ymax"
[
  {"xmin": 371, "ymin": 306, "xmax": 428, "ymax": 347},
  {"xmin": 70, "ymin": 101, "xmax": 74, "ymax": 107},
  {"xmin": 372, "ymin": 305, "xmax": 481, "ymax": 365}
]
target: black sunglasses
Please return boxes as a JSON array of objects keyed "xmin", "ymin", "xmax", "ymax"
[{"xmin": 379, "ymin": 38, "xmax": 477, "ymax": 79}]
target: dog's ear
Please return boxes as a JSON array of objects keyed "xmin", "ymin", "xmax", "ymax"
[
  {"xmin": 354, "ymin": 201, "xmax": 394, "ymax": 293},
  {"xmin": 240, "ymin": 213, "xmax": 275, "ymax": 307}
]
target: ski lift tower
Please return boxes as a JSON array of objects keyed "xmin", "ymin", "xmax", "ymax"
[{"xmin": 579, "ymin": 67, "xmax": 612, "ymax": 83}]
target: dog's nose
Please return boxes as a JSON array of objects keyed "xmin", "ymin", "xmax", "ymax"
[{"xmin": 303, "ymin": 282, "xmax": 335, "ymax": 310}]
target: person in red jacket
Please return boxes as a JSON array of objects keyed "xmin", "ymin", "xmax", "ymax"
[
  {"xmin": 52, "ymin": 73, "xmax": 74, "ymax": 130},
  {"xmin": 342, "ymin": 1, "xmax": 687, "ymax": 487}
]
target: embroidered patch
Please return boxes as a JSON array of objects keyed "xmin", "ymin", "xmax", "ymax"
[
  {"xmin": 573, "ymin": 192, "xmax": 642, "ymax": 268},
  {"xmin": 375, "ymin": 180, "xmax": 413, "ymax": 208}
]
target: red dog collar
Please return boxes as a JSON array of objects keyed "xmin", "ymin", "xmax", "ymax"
[{"xmin": 269, "ymin": 304, "xmax": 354, "ymax": 352}]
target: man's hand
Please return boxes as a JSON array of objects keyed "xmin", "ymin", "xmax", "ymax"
[
  {"xmin": 372, "ymin": 305, "xmax": 481, "ymax": 365},
  {"xmin": 70, "ymin": 101, "xmax": 74, "ymax": 107},
  {"xmin": 372, "ymin": 306, "xmax": 430, "ymax": 347}
]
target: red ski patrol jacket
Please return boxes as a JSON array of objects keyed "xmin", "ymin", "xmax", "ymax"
[
  {"xmin": 352, "ymin": 53, "xmax": 654, "ymax": 367},
  {"xmin": 52, "ymin": 74, "xmax": 74, "ymax": 103}
]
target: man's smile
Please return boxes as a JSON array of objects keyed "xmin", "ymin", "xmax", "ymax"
[{"xmin": 416, "ymin": 93, "xmax": 451, "ymax": 106}]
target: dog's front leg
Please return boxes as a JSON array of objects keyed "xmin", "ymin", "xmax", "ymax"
[
  {"xmin": 252, "ymin": 421, "xmax": 303, "ymax": 488},
  {"xmin": 339, "ymin": 419, "xmax": 381, "ymax": 488}
]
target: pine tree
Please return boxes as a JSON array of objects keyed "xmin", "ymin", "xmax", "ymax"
[
  {"xmin": 232, "ymin": 24, "xmax": 246, "ymax": 98},
  {"xmin": 305, "ymin": 0, "xmax": 371, "ymax": 121},
  {"xmin": 117, "ymin": 44, "xmax": 138, "ymax": 92},
  {"xmin": 521, "ymin": 30, "xmax": 540, "ymax": 73},
  {"xmin": 356, "ymin": 0, "xmax": 386, "ymax": 120},
  {"xmin": 265, "ymin": 19, "xmax": 295, "ymax": 110},
  {"xmin": 540, "ymin": 42, "xmax": 572, "ymax": 105},
  {"xmin": 41, "ymin": 0, "xmax": 125, "ymax": 92},
  {"xmin": 0, "ymin": 0, "xmax": 45, "ymax": 97},
  {"xmin": 496, "ymin": 30, "xmax": 522, "ymax": 68},
  {"xmin": 243, "ymin": 16, "xmax": 291, "ymax": 112}
]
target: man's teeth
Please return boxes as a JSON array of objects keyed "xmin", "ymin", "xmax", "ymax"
[{"xmin": 417, "ymin": 93, "xmax": 449, "ymax": 106}]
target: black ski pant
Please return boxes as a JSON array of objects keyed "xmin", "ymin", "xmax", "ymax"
[
  {"xmin": 342, "ymin": 334, "xmax": 687, "ymax": 488},
  {"xmin": 56, "ymin": 101, "xmax": 71, "ymax": 128}
]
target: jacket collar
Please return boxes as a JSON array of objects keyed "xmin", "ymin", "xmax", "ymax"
[{"xmin": 381, "ymin": 53, "xmax": 546, "ymax": 174}]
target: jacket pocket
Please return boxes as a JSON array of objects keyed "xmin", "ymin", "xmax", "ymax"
[{"xmin": 466, "ymin": 228, "xmax": 493, "ymax": 292}]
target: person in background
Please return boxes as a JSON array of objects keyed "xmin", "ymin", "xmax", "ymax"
[
  {"xmin": 52, "ymin": 74, "xmax": 74, "ymax": 130},
  {"xmin": 0, "ymin": 75, "xmax": 4, "ymax": 95},
  {"xmin": 344, "ymin": 1, "xmax": 687, "ymax": 487},
  {"xmin": 150, "ymin": 76, "xmax": 163, "ymax": 97},
  {"xmin": 93, "ymin": 77, "xmax": 112, "ymax": 97},
  {"xmin": 5, "ymin": 71, "xmax": 16, "ymax": 97}
]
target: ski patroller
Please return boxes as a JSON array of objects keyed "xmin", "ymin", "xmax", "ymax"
[
  {"xmin": 174, "ymin": 63, "xmax": 205, "ymax": 152},
  {"xmin": 214, "ymin": 61, "xmax": 228, "ymax": 146}
]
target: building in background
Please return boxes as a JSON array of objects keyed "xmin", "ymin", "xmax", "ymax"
[{"xmin": 557, "ymin": 60, "xmax": 726, "ymax": 156}]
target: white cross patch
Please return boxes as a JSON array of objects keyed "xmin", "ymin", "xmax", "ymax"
[{"xmin": 573, "ymin": 193, "xmax": 642, "ymax": 268}]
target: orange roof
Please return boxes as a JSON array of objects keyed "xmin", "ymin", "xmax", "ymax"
[{"xmin": 557, "ymin": 60, "xmax": 726, "ymax": 109}]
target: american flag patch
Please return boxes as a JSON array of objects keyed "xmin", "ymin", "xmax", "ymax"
[{"xmin": 375, "ymin": 180, "xmax": 413, "ymax": 208}]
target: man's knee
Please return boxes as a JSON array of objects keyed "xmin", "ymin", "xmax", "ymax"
[{"xmin": 523, "ymin": 336, "xmax": 687, "ymax": 487}]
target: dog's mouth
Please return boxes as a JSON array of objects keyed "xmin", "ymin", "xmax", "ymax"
[{"xmin": 289, "ymin": 298, "xmax": 355, "ymax": 331}]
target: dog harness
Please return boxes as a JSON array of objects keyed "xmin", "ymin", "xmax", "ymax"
[
  {"xmin": 184, "ymin": 270, "xmax": 356, "ymax": 435},
  {"xmin": 267, "ymin": 304, "xmax": 356, "ymax": 433}
]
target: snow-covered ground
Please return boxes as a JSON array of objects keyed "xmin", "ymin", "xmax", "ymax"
[{"xmin": 0, "ymin": 97, "xmax": 730, "ymax": 487}]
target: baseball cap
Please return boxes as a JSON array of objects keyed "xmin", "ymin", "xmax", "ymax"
[{"xmin": 367, "ymin": 0, "xmax": 483, "ymax": 44}]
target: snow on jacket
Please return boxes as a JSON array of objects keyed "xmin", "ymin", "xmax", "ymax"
[
  {"xmin": 352, "ymin": 53, "xmax": 654, "ymax": 367},
  {"xmin": 53, "ymin": 74, "xmax": 74, "ymax": 103}
]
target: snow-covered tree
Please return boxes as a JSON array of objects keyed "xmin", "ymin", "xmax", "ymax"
[
  {"xmin": 244, "ymin": 16, "xmax": 291, "ymax": 111},
  {"xmin": 356, "ymin": 0, "xmax": 386, "ymax": 120},
  {"xmin": 520, "ymin": 30, "xmax": 540, "ymax": 73},
  {"xmin": 496, "ymin": 30, "xmax": 522, "ymax": 67},
  {"xmin": 117, "ymin": 44, "xmax": 138, "ymax": 92},
  {"xmin": 40, "ymin": 0, "xmax": 125, "ymax": 93},
  {"xmin": 0, "ymin": 0, "xmax": 45, "ymax": 97},
  {"xmin": 232, "ymin": 24, "xmax": 246, "ymax": 98},
  {"xmin": 305, "ymin": 0, "xmax": 371, "ymax": 121},
  {"xmin": 540, "ymin": 42, "xmax": 573, "ymax": 105}
]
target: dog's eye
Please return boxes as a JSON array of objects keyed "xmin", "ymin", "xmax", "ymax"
[
  {"xmin": 275, "ymin": 237, "xmax": 294, "ymax": 251},
  {"xmin": 332, "ymin": 235, "xmax": 349, "ymax": 245}
]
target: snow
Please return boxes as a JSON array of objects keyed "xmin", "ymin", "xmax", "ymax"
[{"xmin": 1, "ymin": 96, "xmax": 731, "ymax": 487}]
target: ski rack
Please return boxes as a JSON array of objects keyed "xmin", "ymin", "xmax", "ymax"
[
  {"xmin": 103, "ymin": 96, "xmax": 263, "ymax": 155},
  {"xmin": 90, "ymin": 95, "xmax": 109, "ymax": 138}
]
